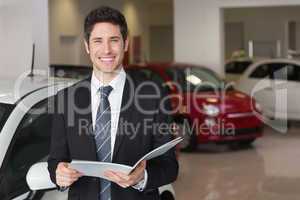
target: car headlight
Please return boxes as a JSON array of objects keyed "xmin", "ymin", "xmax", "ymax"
[
  {"xmin": 254, "ymin": 101, "xmax": 262, "ymax": 112},
  {"xmin": 203, "ymin": 104, "xmax": 220, "ymax": 117}
]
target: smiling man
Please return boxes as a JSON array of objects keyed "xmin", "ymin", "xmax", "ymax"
[{"xmin": 47, "ymin": 6, "xmax": 178, "ymax": 200}]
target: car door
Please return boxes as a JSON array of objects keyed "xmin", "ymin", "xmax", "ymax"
[
  {"xmin": 241, "ymin": 63, "xmax": 275, "ymax": 118},
  {"xmin": 281, "ymin": 63, "xmax": 300, "ymax": 120},
  {"xmin": 0, "ymin": 99, "xmax": 52, "ymax": 200}
]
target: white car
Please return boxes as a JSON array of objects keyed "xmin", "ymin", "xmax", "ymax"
[
  {"xmin": 236, "ymin": 58, "xmax": 300, "ymax": 120},
  {"xmin": 0, "ymin": 76, "xmax": 175, "ymax": 200}
]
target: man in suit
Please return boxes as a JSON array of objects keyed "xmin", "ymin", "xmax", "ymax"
[{"xmin": 47, "ymin": 6, "xmax": 178, "ymax": 200}]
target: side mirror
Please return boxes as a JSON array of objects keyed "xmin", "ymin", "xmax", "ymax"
[{"xmin": 26, "ymin": 162, "xmax": 56, "ymax": 190}]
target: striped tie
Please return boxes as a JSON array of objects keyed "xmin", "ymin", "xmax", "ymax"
[{"xmin": 94, "ymin": 86, "xmax": 113, "ymax": 200}]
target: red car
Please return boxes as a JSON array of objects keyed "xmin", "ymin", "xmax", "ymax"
[{"xmin": 125, "ymin": 63, "xmax": 263, "ymax": 151}]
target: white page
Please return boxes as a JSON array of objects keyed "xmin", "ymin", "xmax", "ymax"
[
  {"xmin": 70, "ymin": 161, "xmax": 133, "ymax": 179},
  {"xmin": 70, "ymin": 137, "xmax": 183, "ymax": 178},
  {"xmin": 131, "ymin": 137, "xmax": 183, "ymax": 170}
]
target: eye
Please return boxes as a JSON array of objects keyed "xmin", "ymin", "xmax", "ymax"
[{"xmin": 111, "ymin": 38, "xmax": 119, "ymax": 42}]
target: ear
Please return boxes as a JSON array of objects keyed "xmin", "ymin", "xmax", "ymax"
[
  {"xmin": 124, "ymin": 37, "xmax": 129, "ymax": 52},
  {"xmin": 84, "ymin": 40, "xmax": 90, "ymax": 54}
]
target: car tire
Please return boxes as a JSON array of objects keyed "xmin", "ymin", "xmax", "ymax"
[
  {"xmin": 174, "ymin": 117, "xmax": 197, "ymax": 152},
  {"xmin": 160, "ymin": 191, "xmax": 175, "ymax": 200},
  {"xmin": 238, "ymin": 138, "xmax": 255, "ymax": 146},
  {"xmin": 229, "ymin": 139, "xmax": 255, "ymax": 150}
]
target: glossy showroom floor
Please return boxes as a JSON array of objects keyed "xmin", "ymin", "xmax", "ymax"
[{"xmin": 173, "ymin": 125, "xmax": 300, "ymax": 200}]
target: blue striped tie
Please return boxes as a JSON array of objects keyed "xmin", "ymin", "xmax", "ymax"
[{"xmin": 94, "ymin": 86, "xmax": 113, "ymax": 200}]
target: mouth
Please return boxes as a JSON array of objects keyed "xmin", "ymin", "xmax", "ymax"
[{"xmin": 99, "ymin": 56, "xmax": 115, "ymax": 64}]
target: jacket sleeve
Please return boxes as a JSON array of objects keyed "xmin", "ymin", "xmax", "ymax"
[
  {"xmin": 47, "ymin": 93, "xmax": 71, "ymax": 185},
  {"xmin": 144, "ymin": 87, "xmax": 179, "ymax": 190}
]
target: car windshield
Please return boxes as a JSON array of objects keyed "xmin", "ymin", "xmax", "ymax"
[
  {"xmin": 225, "ymin": 61, "xmax": 253, "ymax": 74},
  {"xmin": 165, "ymin": 67, "xmax": 226, "ymax": 92},
  {"xmin": 0, "ymin": 103, "xmax": 14, "ymax": 133}
]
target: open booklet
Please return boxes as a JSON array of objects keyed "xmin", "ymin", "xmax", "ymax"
[{"xmin": 69, "ymin": 137, "xmax": 183, "ymax": 180}]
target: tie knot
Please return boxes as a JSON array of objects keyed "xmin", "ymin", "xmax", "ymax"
[{"xmin": 99, "ymin": 85, "xmax": 113, "ymax": 98}]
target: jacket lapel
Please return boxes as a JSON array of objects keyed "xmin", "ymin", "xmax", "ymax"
[{"xmin": 74, "ymin": 77, "xmax": 97, "ymax": 160}]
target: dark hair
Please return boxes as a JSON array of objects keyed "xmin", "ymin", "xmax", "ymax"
[{"xmin": 84, "ymin": 6, "xmax": 128, "ymax": 43}]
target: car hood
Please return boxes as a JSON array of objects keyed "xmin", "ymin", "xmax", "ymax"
[
  {"xmin": 0, "ymin": 76, "xmax": 78, "ymax": 104},
  {"xmin": 183, "ymin": 90, "xmax": 254, "ymax": 114}
]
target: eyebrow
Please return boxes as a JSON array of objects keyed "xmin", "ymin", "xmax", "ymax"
[
  {"xmin": 91, "ymin": 36, "xmax": 121, "ymax": 41},
  {"xmin": 110, "ymin": 36, "xmax": 121, "ymax": 40}
]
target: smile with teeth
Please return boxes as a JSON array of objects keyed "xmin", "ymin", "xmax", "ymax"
[{"xmin": 99, "ymin": 57, "xmax": 115, "ymax": 63}]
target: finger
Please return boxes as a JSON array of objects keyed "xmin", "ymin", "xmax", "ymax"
[
  {"xmin": 57, "ymin": 173, "xmax": 79, "ymax": 182},
  {"xmin": 56, "ymin": 170, "xmax": 82, "ymax": 180},
  {"xmin": 57, "ymin": 175, "xmax": 79, "ymax": 186},
  {"xmin": 104, "ymin": 171, "xmax": 122, "ymax": 183},
  {"xmin": 57, "ymin": 178, "xmax": 77, "ymax": 187},
  {"xmin": 57, "ymin": 162, "xmax": 79, "ymax": 174},
  {"xmin": 57, "ymin": 173, "xmax": 81, "ymax": 182},
  {"xmin": 58, "ymin": 167, "xmax": 82, "ymax": 178},
  {"xmin": 112, "ymin": 171, "xmax": 130, "ymax": 181},
  {"xmin": 112, "ymin": 172, "xmax": 139, "ymax": 187},
  {"xmin": 126, "ymin": 165, "xmax": 146, "ymax": 185},
  {"xmin": 130, "ymin": 164, "xmax": 145, "ymax": 178},
  {"xmin": 61, "ymin": 165, "xmax": 79, "ymax": 174},
  {"xmin": 104, "ymin": 171, "xmax": 130, "ymax": 188},
  {"xmin": 130, "ymin": 160, "xmax": 146, "ymax": 175}
]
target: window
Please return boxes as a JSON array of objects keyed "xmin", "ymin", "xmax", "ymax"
[
  {"xmin": 272, "ymin": 63, "xmax": 300, "ymax": 82},
  {"xmin": 292, "ymin": 64, "xmax": 300, "ymax": 82},
  {"xmin": 249, "ymin": 64, "xmax": 271, "ymax": 78},
  {"xmin": 0, "ymin": 99, "xmax": 52, "ymax": 199},
  {"xmin": 165, "ymin": 66, "xmax": 225, "ymax": 92},
  {"xmin": 271, "ymin": 63, "xmax": 292, "ymax": 80},
  {"xmin": 225, "ymin": 61, "xmax": 252, "ymax": 74},
  {"xmin": 249, "ymin": 62, "xmax": 300, "ymax": 81}
]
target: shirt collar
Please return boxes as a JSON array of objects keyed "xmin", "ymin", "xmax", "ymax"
[{"xmin": 91, "ymin": 67, "xmax": 126, "ymax": 95}]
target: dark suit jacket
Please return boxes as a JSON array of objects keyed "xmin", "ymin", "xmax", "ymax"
[{"xmin": 47, "ymin": 72, "xmax": 178, "ymax": 200}]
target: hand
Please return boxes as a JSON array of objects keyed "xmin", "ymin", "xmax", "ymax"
[
  {"xmin": 104, "ymin": 160, "xmax": 146, "ymax": 188},
  {"xmin": 56, "ymin": 162, "xmax": 83, "ymax": 187}
]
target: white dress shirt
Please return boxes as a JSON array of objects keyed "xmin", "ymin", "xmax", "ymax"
[
  {"xmin": 91, "ymin": 68, "xmax": 126, "ymax": 153},
  {"xmin": 90, "ymin": 68, "xmax": 147, "ymax": 191}
]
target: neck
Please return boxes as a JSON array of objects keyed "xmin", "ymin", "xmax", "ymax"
[{"xmin": 93, "ymin": 67, "xmax": 122, "ymax": 85}]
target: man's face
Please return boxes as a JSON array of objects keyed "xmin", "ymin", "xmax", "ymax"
[{"xmin": 85, "ymin": 22, "xmax": 128, "ymax": 74}]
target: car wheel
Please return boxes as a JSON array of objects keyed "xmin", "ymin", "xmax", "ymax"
[
  {"xmin": 229, "ymin": 139, "xmax": 255, "ymax": 150},
  {"xmin": 160, "ymin": 191, "xmax": 175, "ymax": 200},
  {"xmin": 174, "ymin": 117, "xmax": 197, "ymax": 152},
  {"xmin": 238, "ymin": 139, "xmax": 255, "ymax": 146}
]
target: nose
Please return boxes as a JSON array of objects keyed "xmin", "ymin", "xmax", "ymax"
[{"xmin": 103, "ymin": 40, "xmax": 112, "ymax": 54}]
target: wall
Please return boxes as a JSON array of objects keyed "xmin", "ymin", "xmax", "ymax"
[
  {"xmin": 0, "ymin": 0, "xmax": 49, "ymax": 79},
  {"xmin": 224, "ymin": 6, "xmax": 300, "ymax": 59},
  {"xmin": 49, "ymin": 0, "xmax": 173, "ymax": 65},
  {"xmin": 297, "ymin": 22, "xmax": 300, "ymax": 50},
  {"xmin": 123, "ymin": 0, "xmax": 149, "ymax": 63},
  {"xmin": 174, "ymin": 1, "xmax": 223, "ymax": 74},
  {"xmin": 148, "ymin": 1, "xmax": 173, "ymax": 62},
  {"xmin": 49, "ymin": 0, "xmax": 123, "ymax": 66},
  {"xmin": 174, "ymin": 0, "xmax": 300, "ymax": 76},
  {"xmin": 149, "ymin": 1, "xmax": 173, "ymax": 26}
]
